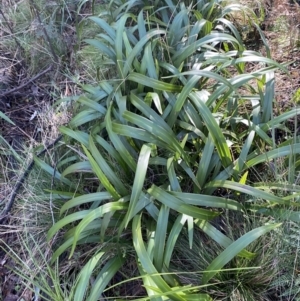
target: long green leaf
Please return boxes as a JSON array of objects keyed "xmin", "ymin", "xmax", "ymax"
[
  {"xmin": 87, "ymin": 255, "xmax": 125, "ymax": 301},
  {"xmin": 115, "ymin": 13, "xmax": 129, "ymax": 77},
  {"xmin": 127, "ymin": 73, "xmax": 183, "ymax": 92},
  {"xmin": 195, "ymin": 219, "xmax": 256, "ymax": 259},
  {"xmin": 0, "ymin": 111, "xmax": 15, "ymax": 125},
  {"xmin": 69, "ymin": 110, "xmax": 103, "ymax": 127},
  {"xmin": 205, "ymin": 180, "xmax": 292, "ymax": 206},
  {"xmin": 85, "ymin": 39, "xmax": 116, "ymax": 60},
  {"xmin": 123, "ymin": 29, "xmax": 165, "ymax": 77},
  {"xmin": 89, "ymin": 16, "xmax": 116, "ymax": 40},
  {"xmin": 112, "ymin": 123, "xmax": 171, "ymax": 150},
  {"xmin": 164, "ymin": 214, "xmax": 187, "ymax": 268},
  {"xmin": 202, "ymin": 223, "xmax": 282, "ymax": 284},
  {"xmin": 70, "ymin": 202, "xmax": 127, "ymax": 258},
  {"xmin": 246, "ymin": 144, "xmax": 300, "ymax": 169},
  {"xmin": 62, "ymin": 161, "xmax": 92, "ymax": 177},
  {"xmin": 153, "ymin": 205, "xmax": 169, "ymax": 272},
  {"xmin": 82, "ymin": 144, "xmax": 120, "ymax": 199},
  {"xmin": 189, "ymin": 92, "xmax": 232, "ymax": 167},
  {"xmin": 124, "ymin": 143, "xmax": 152, "ymax": 227},
  {"xmin": 59, "ymin": 126, "xmax": 89, "ymax": 146},
  {"xmin": 148, "ymin": 185, "xmax": 219, "ymax": 220},
  {"xmin": 88, "ymin": 135, "xmax": 128, "ymax": 195},
  {"xmin": 74, "ymin": 251, "xmax": 106, "ymax": 301},
  {"xmin": 171, "ymin": 191, "xmax": 243, "ymax": 211},
  {"xmin": 51, "ymin": 232, "xmax": 103, "ymax": 264},
  {"xmin": 47, "ymin": 210, "xmax": 93, "ymax": 241},
  {"xmin": 167, "ymin": 75, "xmax": 199, "ymax": 127},
  {"xmin": 130, "ymin": 93, "xmax": 171, "ymax": 132},
  {"xmin": 167, "ymin": 157, "xmax": 181, "ymax": 192},
  {"xmin": 77, "ymin": 94, "xmax": 107, "ymax": 114},
  {"xmin": 132, "ymin": 214, "xmax": 185, "ymax": 301},
  {"xmin": 60, "ymin": 192, "xmax": 112, "ymax": 214},
  {"xmin": 173, "ymin": 33, "xmax": 240, "ymax": 67},
  {"xmin": 33, "ymin": 156, "xmax": 74, "ymax": 187},
  {"xmin": 124, "ymin": 111, "xmax": 189, "ymax": 163},
  {"xmin": 197, "ymin": 134, "xmax": 215, "ymax": 187},
  {"xmin": 106, "ymin": 103, "xmax": 137, "ymax": 171}
]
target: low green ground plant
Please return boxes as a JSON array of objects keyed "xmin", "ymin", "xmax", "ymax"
[{"xmin": 32, "ymin": 0, "xmax": 300, "ymax": 300}]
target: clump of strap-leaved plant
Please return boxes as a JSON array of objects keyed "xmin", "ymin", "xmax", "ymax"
[{"xmin": 41, "ymin": 0, "xmax": 300, "ymax": 300}]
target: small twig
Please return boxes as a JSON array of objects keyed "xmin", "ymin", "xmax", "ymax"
[
  {"xmin": 0, "ymin": 65, "xmax": 52, "ymax": 97},
  {"xmin": 0, "ymin": 91, "xmax": 43, "ymax": 97}
]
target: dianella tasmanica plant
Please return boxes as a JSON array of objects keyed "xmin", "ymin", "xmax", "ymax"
[{"xmin": 44, "ymin": 1, "xmax": 300, "ymax": 300}]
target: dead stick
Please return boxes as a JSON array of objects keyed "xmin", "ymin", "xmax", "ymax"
[
  {"xmin": 0, "ymin": 65, "xmax": 52, "ymax": 97},
  {"xmin": 0, "ymin": 135, "xmax": 63, "ymax": 224}
]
